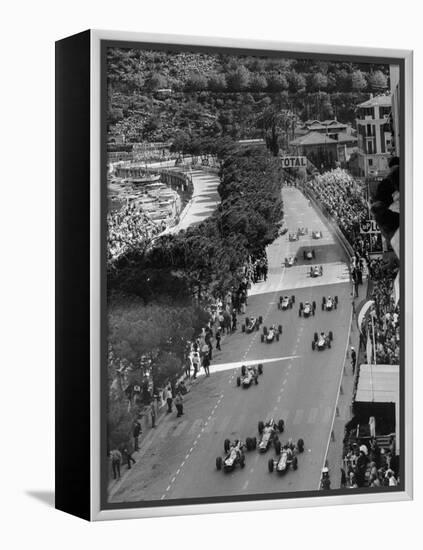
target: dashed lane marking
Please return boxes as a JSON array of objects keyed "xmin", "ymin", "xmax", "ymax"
[{"xmin": 242, "ymin": 480, "xmax": 249, "ymax": 491}]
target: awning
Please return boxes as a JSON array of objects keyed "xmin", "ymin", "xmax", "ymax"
[{"xmin": 355, "ymin": 364, "xmax": 399, "ymax": 404}]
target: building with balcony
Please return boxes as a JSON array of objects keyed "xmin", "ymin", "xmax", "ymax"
[{"xmin": 356, "ymin": 94, "xmax": 392, "ymax": 178}]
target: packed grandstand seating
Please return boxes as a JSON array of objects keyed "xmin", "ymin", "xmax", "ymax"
[{"xmin": 107, "ymin": 203, "xmax": 160, "ymax": 267}]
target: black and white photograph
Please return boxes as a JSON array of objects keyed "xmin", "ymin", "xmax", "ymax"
[{"xmin": 103, "ymin": 42, "xmax": 404, "ymax": 507}]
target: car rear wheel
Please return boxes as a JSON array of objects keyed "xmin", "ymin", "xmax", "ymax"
[
  {"xmin": 329, "ymin": 331, "xmax": 333, "ymax": 341},
  {"xmin": 241, "ymin": 365, "xmax": 246, "ymax": 376},
  {"xmin": 293, "ymin": 457, "xmax": 298, "ymax": 470},
  {"xmin": 252, "ymin": 437, "xmax": 257, "ymax": 449},
  {"xmin": 278, "ymin": 419, "xmax": 285, "ymax": 433},
  {"xmin": 258, "ymin": 364, "xmax": 263, "ymax": 375},
  {"xmin": 297, "ymin": 438, "xmax": 304, "ymax": 453},
  {"xmin": 263, "ymin": 326, "xmax": 268, "ymax": 335},
  {"xmin": 216, "ymin": 457, "xmax": 222, "ymax": 470},
  {"xmin": 258, "ymin": 316, "xmax": 263, "ymax": 324},
  {"xmin": 300, "ymin": 302, "xmax": 303, "ymax": 309},
  {"xmin": 224, "ymin": 439, "xmax": 230, "ymax": 453},
  {"xmin": 246, "ymin": 437, "xmax": 252, "ymax": 451},
  {"xmin": 314, "ymin": 332, "xmax": 318, "ymax": 342},
  {"xmin": 276, "ymin": 333, "xmax": 279, "ymax": 341},
  {"xmin": 242, "ymin": 324, "xmax": 246, "ymax": 333},
  {"xmin": 268, "ymin": 459, "xmax": 274, "ymax": 472},
  {"xmin": 240, "ymin": 456, "xmax": 245, "ymax": 468},
  {"xmin": 236, "ymin": 376, "xmax": 241, "ymax": 387},
  {"xmin": 260, "ymin": 334, "xmax": 264, "ymax": 343},
  {"xmin": 298, "ymin": 309, "xmax": 302, "ymax": 317},
  {"xmin": 291, "ymin": 295, "xmax": 295, "ymax": 304},
  {"xmin": 322, "ymin": 296, "xmax": 326, "ymax": 304},
  {"xmin": 312, "ymin": 341, "xmax": 315, "ymax": 350},
  {"xmin": 278, "ymin": 325, "xmax": 282, "ymax": 334},
  {"xmin": 335, "ymin": 296, "xmax": 338, "ymax": 304},
  {"xmin": 258, "ymin": 421, "xmax": 264, "ymax": 434}
]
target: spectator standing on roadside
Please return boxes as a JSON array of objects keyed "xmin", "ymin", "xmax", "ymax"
[
  {"xmin": 351, "ymin": 346, "xmax": 356, "ymax": 374},
  {"xmin": 110, "ymin": 449, "xmax": 122, "ymax": 480},
  {"xmin": 166, "ymin": 385, "xmax": 173, "ymax": 413},
  {"xmin": 192, "ymin": 351, "xmax": 200, "ymax": 379},
  {"xmin": 175, "ymin": 391, "xmax": 184, "ymax": 417},
  {"xmin": 232, "ymin": 309, "xmax": 237, "ymax": 332},
  {"xmin": 203, "ymin": 353, "xmax": 210, "ymax": 377},
  {"xmin": 185, "ymin": 354, "xmax": 192, "ymax": 379},
  {"xmin": 123, "ymin": 447, "xmax": 136, "ymax": 470},
  {"xmin": 150, "ymin": 400, "xmax": 156, "ymax": 428},
  {"xmin": 132, "ymin": 419, "xmax": 142, "ymax": 451},
  {"xmin": 215, "ymin": 329, "xmax": 221, "ymax": 350}
]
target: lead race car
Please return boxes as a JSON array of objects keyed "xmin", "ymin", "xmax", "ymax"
[
  {"xmin": 303, "ymin": 249, "xmax": 316, "ymax": 260},
  {"xmin": 299, "ymin": 300, "xmax": 316, "ymax": 317},
  {"xmin": 312, "ymin": 230, "xmax": 323, "ymax": 239},
  {"xmin": 216, "ymin": 439, "xmax": 254, "ymax": 472},
  {"xmin": 310, "ymin": 265, "xmax": 323, "ymax": 278},
  {"xmin": 236, "ymin": 364, "xmax": 263, "ymax": 388},
  {"xmin": 312, "ymin": 330, "xmax": 333, "ymax": 351},
  {"xmin": 322, "ymin": 295, "xmax": 338, "ymax": 311},
  {"xmin": 288, "ymin": 232, "xmax": 299, "ymax": 242},
  {"xmin": 261, "ymin": 324, "xmax": 282, "ymax": 343},
  {"xmin": 284, "ymin": 256, "xmax": 297, "ymax": 267},
  {"xmin": 297, "ymin": 227, "xmax": 308, "ymax": 236},
  {"xmin": 257, "ymin": 418, "xmax": 285, "ymax": 453},
  {"xmin": 268, "ymin": 438, "xmax": 305, "ymax": 474},
  {"xmin": 278, "ymin": 295, "xmax": 295, "ymax": 310},
  {"xmin": 241, "ymin": 315, "xmax": 263, "ymax": 333}
]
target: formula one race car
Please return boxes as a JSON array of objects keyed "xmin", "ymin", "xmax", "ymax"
[
  {"xmin": 310, "ymin": 265, "xmax": 323, "ymax": 278},
  {"xmin": 237, "ymin": 364, "xmax": 263, "ymax": 388},
  {"xmin": 303, "ymin": 249, "xmax": 316, "ymax": 260},
  {"xmin": 284, "ymin": 256, "xmax": 297, "ymax": 267},
  {"xmin": 242, "ymin": 315, "xmax": 263, "ymax": 333},
  {"xmin": 278, "ymin": 295, "xmax": 295, "ymax": 310},
  {"xmin": 297, "ymin": 227, "xmax": 308, "ymax": 236},
  {"xmin": 288, "ymin": 232, "xmax": 299, "ymax": 242},
  {"xmin": 312, "ymin": 230, "xmax": 323, "ymax": 239},
  {"xmin": 268, "ymin": 438, "xmax": 305, "ymax": 474},
  {"xmin": 299, "ymin": 301, "xmax": 316, "ymax": 317},
  {"xmin": 261, "ymin": 324, "xmax": 282, "ymax": 343},
  {"xmin": 216, "ymin": 439, "xmax": 251, "ymax": 472},
  {"xmin": 257, "ymin": 418, "xmax": 285, "ymax": 453},
  {"xmin": 312, "ymin": 331, "xmax": 333, "ymax": 351},
  {"xmin": 322, "ymin": 296, "xmax": 338, "ymax": 311}
]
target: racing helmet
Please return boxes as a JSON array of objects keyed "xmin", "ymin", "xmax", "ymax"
[{"xmin": 322, "ymin": 467, "xmax": 329, "ymax": 474}]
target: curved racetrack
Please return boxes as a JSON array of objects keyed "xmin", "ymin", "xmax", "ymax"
[{"xmin": 110, "ymin": 187, "xmax": 352, "ymax": 503}]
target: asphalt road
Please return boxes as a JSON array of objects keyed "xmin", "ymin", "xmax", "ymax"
[{"xmin": 110, "ymin": 187, "xmax": 352, "ymax": 503}]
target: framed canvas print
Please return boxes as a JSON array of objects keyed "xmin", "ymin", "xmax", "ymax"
[{"xmin": 55, "ymin": 30, "xmax": 413, "ymax": 521}]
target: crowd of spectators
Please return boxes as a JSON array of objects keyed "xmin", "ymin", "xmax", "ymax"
[
  {"xmin": 305, "ymin": 168, "xmax": 368, "ymax": 243},
  {"xmin": 342, "ymin": 438, "xmax": 399, "ymax": 488},
  {"xmin": 107, "ymin": 202, "xmax": 161, "ymax": 267}
]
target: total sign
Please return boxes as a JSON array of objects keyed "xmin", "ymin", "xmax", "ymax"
[{"xmin": 280, "ymin": 156, "xmax": 307, "ymax": 168}]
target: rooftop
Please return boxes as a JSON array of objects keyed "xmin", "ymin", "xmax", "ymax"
[
  {"xmin": 357, "ymin": 94, "xmax": 392, "ymax": 108},
  {"xmin": 290, "ymin": 131, "xmax": 338, "ymax": 146}
]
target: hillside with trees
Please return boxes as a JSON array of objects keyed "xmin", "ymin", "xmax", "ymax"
[{"xmin": 107, "ymin": 47, "xmax": 389, "ymax": 146}]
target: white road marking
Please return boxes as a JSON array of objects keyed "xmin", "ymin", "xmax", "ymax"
[
  {"xmin": 242, "ymin": 480, "xmax": 249, "ymax": 490},
  {"xmin": 166, "ymin": 485, "xmax": 171, "ymax": 491}
]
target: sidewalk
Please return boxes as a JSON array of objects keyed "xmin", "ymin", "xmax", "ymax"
[
  {"xmin": 107, "ymin": 323, "xmax": 234, "ymax": 498},
  {"xmin": 323, "ymin": 279, "xmax": 368, "ymax": 489}
]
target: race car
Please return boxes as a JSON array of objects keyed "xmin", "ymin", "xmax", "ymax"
[
  {"xmin": 261, "ymin": 324, "xmax": 282, "ymax": 343},
  {"xmin": 312, "ymin": 230, "xmax": 323, "ymax": 239},
  {"xmin": 236, "ymin": 364, "xmax": 263, "ymax": 388},
  {"xmin": 257, "ymin": 418, "xmax": 285, "ymax": 453},
  {"xmin": 303, "ymin": 249, "xmax": 316, "ymax": 260},
  {"xmin": 322, "ymin": 296, "xmax": 338, "ymax": 311},
  {"xmin": 284, "ymin": 256, "xmax": 297, "ymax": 267},
  {"xmin": 268, "ymin": 438, "xmax": 304, "ymax": 474},
  {"xmin": 297, "ymin": 227, "xmax": 308, "ymax": 236},
  {"xmin": 312, "ymin": 331, "xmax": 333, "ymax": 351},
  {"xmin": 298, "ymin": 300, "xmax": 316, "ymax": 317},
  {"xmin": 216, "ymin": 439, "xmax": 251, "ymax": 472},
  {"xmin": 241, "ymin": 315, "xmax": 263, "ymax": 333},
  {"xmin": 288, "ymin": 232, "xmax": 299, "ymax": 242},
  {"xmin": 310, "ymin": 265, "xmax": 323, "ymax": 277},
  {"xmin": 278, "ymin": 295, "xmax": 295, "ymax": 310}
]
